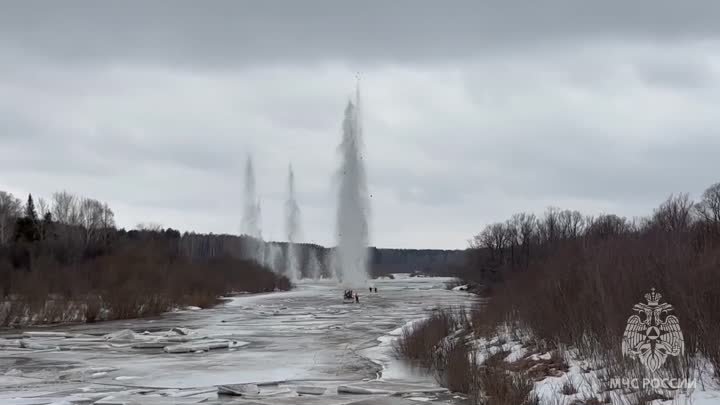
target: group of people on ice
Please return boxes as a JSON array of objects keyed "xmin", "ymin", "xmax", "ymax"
[
  {"xmin": 343, "ymin": 287, "xmax": 378, "ymax": 303},
  {"xmin": 343, "ymin": 289, "xmax": 359, "ymax": 303}
]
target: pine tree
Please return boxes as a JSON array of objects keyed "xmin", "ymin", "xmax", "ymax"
[
  {"xmin": 25, "ymin": 194, "xmax": 37, "ymax": 222},
  {"xmin": 41, "ymin": 211, "xmax": 53, "ymax": 240},
  {"xmin": 14, "ymin": 194, "xmax": 40, "ymax": 242}
]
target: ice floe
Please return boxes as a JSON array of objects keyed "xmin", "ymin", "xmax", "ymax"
[{"xmin": 0, "ymin": 277, "xmax": 470, "ymax": 405}]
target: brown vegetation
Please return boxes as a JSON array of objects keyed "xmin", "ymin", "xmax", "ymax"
[
  {"xmin": 474, "ymin": 366, "xmax": 536, "ymax": 405},
  {"xmin": 396, "ymin": 182, "xmax": 720, "ymax": 402},
  {"xmin": 393, "ymin": 310, "xmax": 460, "ymax": 367},
  {"xmin": 463, "ymin": 182, "xmax": 720, "ymax": 394},
  {"xmin": 1, "ymin": 244, "xmax": 290, "ymax": 326},
  {"xmin": 394, "ymin": 309, "xmax": 538, "ymax": 404},
  {"xmin": 0, "ymin": 190, "xmax": 290, "ymax": 326},
  {"xmin": 394, "ymin": 310, "xmax": 477, "ymax": 396}
]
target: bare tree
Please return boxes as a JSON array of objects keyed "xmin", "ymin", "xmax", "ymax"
[
  {"xmin": 34, "ymin": 197, "xmax": 52, "ymax": 239},
  {"xmin": 78, "ymin": 198, "xmax": 104, "ymax": 246},
  {"xmin": 469, "ymin": 223, "xmax": 505, "ymax": 281},
  {"xmin": 475, "ymin": 223, "xmax": 510, "ymax": 263},
  {"xmin": 100, "ymin": 203, "xmax": 115, "ymax": 228},
  {"xmin": 652, "ymin": 193, "xmax": 694, "ymax": 233},
  {"xmin": 695, "ymin": 183, "xmax": 720, "ymax": 224},
  {"xmin": 505, "ymin": 218, "xmax": 520, "ymax": 268},
  {"xmin": 36, "ymin": 197, "xmax": 50, "ymax": 217},
  {"xmin": 52, "ymin": 191, "xmax": 78, "ymax": 225},
  {"xmin": 511, "ymin": 212, "xmax": 537, "ymax": 268},
  {"xmin": 558, "ymin": 209, "xmax": 585, "ymax": 240},
  {"xmin": 586, "ymin": 214, "xmax": 631, "ymax": 240},
  {"xmin": 537, "ymin": 207, "xmax": 561, "ymax": 244},
  {"xmin": 0, "ymin": 191, "xmax": 22, "ymax": 244},
  {"xmin": 99, "ymin": 203, "xmax": 115, "ymax": 246}
]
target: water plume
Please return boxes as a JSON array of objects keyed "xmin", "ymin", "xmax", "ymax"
[
  {"xmin": 262, "ymin": 242, "xmax": 283, "ymax": 273},
  {"xmin": 285, "ymin": 164, "xmax": 301, "ymax": 281},
  {"xmin": 307, "ymin": 249, "xmax": 321, "ymax": 280},
  {"xmin": 335, "ymin": 86, "xmax": 369, "ymax": 287},
  {"xmin": 241, "ymin": 155, "xmax": 262, "ymax": 239},
  {"xmin": 325, "ymin": 249, "xmax": 338, "ymax": 280}
]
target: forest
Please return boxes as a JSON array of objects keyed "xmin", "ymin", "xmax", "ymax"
[
  {"xmin": 0, "ymin": 190, "xmax": 290, "ymax": 326},
  {"xmin": 464, "ymin": 181, "xmax": 720, "ymax": 365},
  {"xmin": 0, "ymin": 189, "xmax": 462, "ymax": 326}
]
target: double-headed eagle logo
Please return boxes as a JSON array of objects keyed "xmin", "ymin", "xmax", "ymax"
[{"xmin": 622, "ymin": 288, "xmax": 684, "ymax": 373}]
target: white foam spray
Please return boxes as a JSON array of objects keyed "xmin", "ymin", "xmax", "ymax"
[
  {"xmin": 324, "ymin": 248, "xmax": 337, "ymax": 280},
  {"xmin": 241, "ymin": 155, "xmax": 262, "ymax": 239},
  {"xmin": 307, "ymin": 248, "xmax": 321, "ymax": 280},
  {"xmin": 335, "ymin": 85, "xmax": 369, "ymax": 287},
  {"xmin": 262, "ymin": 242, "xmax": 283, "ymax": 273},
  {"xmin": 241, "ymin": 154, "xmax": 265, "ymax": 264},
  {"xmin": 285, "ymin": 164, "xmax": 301, "ymax": 281}
]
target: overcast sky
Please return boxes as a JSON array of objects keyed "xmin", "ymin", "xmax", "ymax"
[{"xmin": 2, "ymin": 1, "xmax": 720, "ymax": 249}]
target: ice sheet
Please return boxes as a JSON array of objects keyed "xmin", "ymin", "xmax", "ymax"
[{"xmin": 0, "ymin": 277, "xmax": 473, "ymax": 404}]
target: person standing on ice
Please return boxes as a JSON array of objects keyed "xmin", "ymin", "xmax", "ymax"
[
  {"xmin": 369, "ymin": 287, "xmax": 372, "ymax": 293},
  {"xmin": 355, "ymin": 292, "xmax": 359, "ymax": 303}
]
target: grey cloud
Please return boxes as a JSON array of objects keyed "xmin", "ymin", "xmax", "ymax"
[
  {"xmin": 404, "ymin": 115, "xmax": 720, "ymax": 208},
  {"xmin": 2, "ymin": 3, "xmax": 720, "ymax": 248},
  {"xmin": 3, "ymin": 1, "xmax": 720, "ymax": 68},
  {"xmin": 634, "ymin": 58, "xmax": 718, "ymax": 90}
]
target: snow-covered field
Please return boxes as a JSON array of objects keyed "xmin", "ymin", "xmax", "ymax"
[{"xmin": 0, "ymin": 276, "xmax": 474, "ymax": 405}]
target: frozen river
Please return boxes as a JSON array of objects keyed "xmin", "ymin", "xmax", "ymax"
[{"xmin": 0, "ymin": 276, "xmax": 474, "ymax": 405}]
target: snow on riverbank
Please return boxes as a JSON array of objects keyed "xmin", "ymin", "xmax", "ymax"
[{"xmin": 470, "ymin": 327, "xmax": 720, "ymax": 405}]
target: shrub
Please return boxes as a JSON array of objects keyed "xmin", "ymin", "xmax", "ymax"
[
  {"xmin": 0, "ymin": 244, "xmax": 290, "ymax": 325},
  {"xmin": 475, "ymin": 366, "xmax": 536, "ymax": 405},
  {"xmin": 394, "ymin": 310, "xmax": 458, "ymax": 367},
  {"xmin": 466, "ymin": 190, "xmax": 720, "ymax": 392}
]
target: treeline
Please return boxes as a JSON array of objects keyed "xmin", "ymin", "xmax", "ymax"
[
  {"xmin": 204, "ymin": 235, "xmax": 334, "ymax": 279},
  {"xmin": 0, "ymin": 190, "xmax": 290, "ymax": 326},
  {"xmin": 174, "ymin": 233, "xmax": 465, "ymax": 279},
  {"xmin": 462, "ymin": 207, "xmax": 642, "ymax": 283},
  {"xmin": 460, "ymin": 184, "xmax": 720, "ymax": 284},
  {"xmin": 465, "ymin": 181, "xmax": 720, "ymax": 382},
  {"xmin": 369, "ymin": 247, "xmax": 465, "ymax": 276}
]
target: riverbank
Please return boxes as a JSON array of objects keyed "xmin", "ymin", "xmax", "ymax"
[
  {"xmin": 395, "ymin": 297, "xmax": 720, "ymax": 405},
  {"xmin": 1, "ymin": 253, "xmax": 291, "ymax": 327}
]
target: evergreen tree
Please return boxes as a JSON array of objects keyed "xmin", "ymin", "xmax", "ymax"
[
  {"xmin": 14, "ymin": 194, "xmax": 40, "ymax": 242},
  {"xmin": 25, "ymin": 194, "xmax": 37, "ymax": 222},
  {"xmin": 14, "ymin": 217, "xmax": 39, "ymax": 242},
  {"xmin": 41, "ymin": 212, "xmax": 53, "ymax": 240}
]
